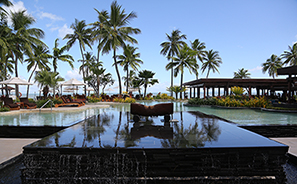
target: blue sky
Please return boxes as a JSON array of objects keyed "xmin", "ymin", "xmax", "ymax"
[{"xmin": 3, "ymin": 0, "xmax": 297, "ymax": 94}]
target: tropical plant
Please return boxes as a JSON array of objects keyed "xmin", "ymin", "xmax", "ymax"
[
  {"xmin": 160, "ymin": 29, "xmax": 187, "ymax": 96},
  {"xmin": 262, "ymin": 54, "xmax": 282, "ymax": 79},
  {"xmin": 90, "ymin": 9, "xmax": 109, "ymax": 64},
  {"xmin": 122, "ymin": 70, "xmax": 136, "ymax": 90},
  {"xmin": 201, "ymin": 50, "xmax": 222, "ymax": 78},
  {"xmin": 166, "ymin": 85, "xmax": 186, "ymax": 99},
  {"xmin": 64, "ymin": 19, "xmax": 92, "ymax": 94},
  {"xmin": 52, "ymin": 38, "xmax": 74, "ymax": 95},
  {"xmin": 281, "ymin": 42, "xmax": 297, "ymax": 66},
  {"xmin": 138, "ymin": 70, "xmax": 159, "ymax": 97},
  {"xmin": 231, "ymin": 86, "xmax": 245, "ymax": 95},
  {"xmin": 100, "ymin": 73, "xmax": 115, "ymax": 94},
  {"xmin": 25, "ymin": 44, "xmax": 51, "ymax": 96},
  {"xmin": 233, "ymin": 68, "xmax": 251, "ymax": 79},
  {"xmin": 34, "ymin": 70, "xmax": 64, "ymax": 97},
  {"xmin": 0, "ymin": 0, "xmax": 12, "ymax": 14},
  {"xmin": 10, "ymin": 10, "xmax": 45, "ymax": 98},
  {"xmin": 166, "ymin": 44, "xmax": 198, "ymax": 98},
  {"xmin": 117, "ymin": 44, "xmax": 143, "ymax": 92},
  {"xmin": 98, "ymin": 1, "xmax": 141, "ymax": 95},
  {"xmin": 191, "ymin": 39, "xmax": 206, "ymax": 63}
]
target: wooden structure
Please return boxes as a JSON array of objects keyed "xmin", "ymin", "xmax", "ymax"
[{"xmin": 183, "ymin": 78, "xmax": 289, "ymax": 99}]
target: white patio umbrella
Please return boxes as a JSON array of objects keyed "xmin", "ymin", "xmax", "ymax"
[
  {"xmin": 60, "ymin": 78, "xmax": 86, "ymax": 95},
  {"xmin": 0, "ymin": 77, "xmax": 33, "ymax": 97},
  {"xmin": 105, "ymin": 88, "xmax": 114, "ymax": 94},
  {"xmin": 86, "ymin": 87, "xmax": 94, "ymax": 96}
]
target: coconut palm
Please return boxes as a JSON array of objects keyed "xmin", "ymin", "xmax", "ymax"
[
  {"xmin": 101, "ymin": 73, "xmax": 114, "ymax": 94},
  {"xmin": 281, "ymin": 42, "xmax": 297, "ymax": 66},
  {"xmin": 262, "ymin": 54, "xmax": 283, "ymax": 79},
  {"xmin": 117, "ymin": 44, "xmax": 143, "ymax": 92},
  {"xmin": 99, "ymin": 1, "xmax": 141, "ymax": 95},
  {"xmin": 10, "ymin": 10, "xmax": 45, "ymax": 98},
  {"xmin": 122, "ymin": 70, "xmax": 136, "ymax": 91},
  {"xmin": 138, "ymin": 70, "xmax": 159, "ymax": 97},
  {"xmin": 90, "ymin": 9, "xmax": 109, "ymax": 64},
  {"xmin": 64, "ymin": 19, "xmax": 92, "ymax": 94},
  {"xmin": 25, "ymin": 44, "xmax": 51, "ymax": 96},
  {"xmin": 191, "ymin": 39, "xmax": 206, "ymax": 63},
  {"xmin": 201, "ymin": 50, "xmax": 222, "ymax": 78},
  {"xmin": 52, "ymin": 38, "xmax": 74, "ymax": 95},
  {"xmin": 233, "ymin": 68, "xmax": 251, "ymax": 79},
  {"xmin": 0, "ymin": 0, "xmax": 12, "ymax": 14},
  {"xmin": 166, "ymin": 45, "xmax": 198, "ymax": 98},
  {"xmin": 34, "ymin": 70, "xmax": 64, "ymax": 98},
  {"xmin": 160, "ymin": 29, "xmax": 187, "ymax": 96}
]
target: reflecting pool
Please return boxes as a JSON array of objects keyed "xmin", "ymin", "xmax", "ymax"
[{"xmin": 0, "ymin": 101, "xmax": 297, "ymax": 126}]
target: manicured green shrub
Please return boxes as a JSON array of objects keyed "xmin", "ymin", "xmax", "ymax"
[
  {"xmin": 0, "ymin": 107, "xmax": 10, "ymax": 112},
  {"xmin": 36, "ymin": 99, "xmax": 54, "ymax": 108}
]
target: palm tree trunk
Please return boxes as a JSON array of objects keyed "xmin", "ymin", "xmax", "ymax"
[
  {"xmin": 53, "ymin": 60, "xmax": 57, "ymax": 97},
  {"xmin": 113, "ymin": 49, "xmax": 122, "ymax": 95},
  {"xmin": 170, "ymin": 59, "xmax": 174, "ymax": 97},
  {"xmin": 15, "ymin": 56, "xmax": 19, "ymax": 99},
  {"xmin": 79, "ymin": 43, "xmax": 87, "ymax": 95},
  {"xmin": 26, "ymin": 64, "xmax": 38, "ymax": 98},
  {"xmin": 126, "ymin": 69, "xmax": 129, "ymax": 93},
  {"xmin": 180, "ymin": 72, "xmax": 183, "ymax": 99}
]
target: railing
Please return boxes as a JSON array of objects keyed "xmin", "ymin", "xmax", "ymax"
[{"xmin": 39, "ymin": 99, "xmax": 53, "ymax": 112}]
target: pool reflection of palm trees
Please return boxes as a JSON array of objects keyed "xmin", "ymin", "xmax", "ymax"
[{"xmin": 161, "ymin": 111, "xmax": 221, "ymax": 148}]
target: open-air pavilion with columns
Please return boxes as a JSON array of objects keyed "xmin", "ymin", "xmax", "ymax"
[{"xmin": 182, "ymin": 78, "xmax": 292, "ymax": 100}]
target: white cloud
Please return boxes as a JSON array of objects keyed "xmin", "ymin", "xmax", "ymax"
[
  {"xmin": 64, "ymin": 69, "xmax": 83, "ymax": 81},
  {"xmin": 248, "ymin": 66, "xmax": 262, "ymax": 72},
  {"xmin": 39, "ymin": 12, "xmax": 64, "ymax": 21},
  {"xmin": 58, "ymin": 24, "xmax": 73, "ymax": 39}
]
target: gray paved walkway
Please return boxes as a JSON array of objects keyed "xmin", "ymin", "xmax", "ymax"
[
  {"xmin": 0, "ymin": 138, "xmax": 39, "ymax": 170},
  {"xmin": 270, "ymin": 137, "xmax": 297, "ymax": 157}
]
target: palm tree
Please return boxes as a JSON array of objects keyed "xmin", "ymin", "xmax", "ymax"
[
  {"xmin": 100, "ymin": 73, "xmax": 114, "ymax": 94},
  {"xmin": 138, "ymin": 70, "xmax": 159, "ymax": 97},
  {"xmin": 262, "ymin": 54, "xmax": 283, "ymax": 79},
  {"xmin": 117, "ymin": 44, "xmax": 143, "ymax": 92},
  {"xmin": 10, "ymin": 10, "xmax": 45, "ymax": 98},
  {"xmin": 90, "ymin": 9, "xmax": 109, "ymax": 64},
  {"xmin": 99, "ymin": 1, "xmax": 141, "ymax": 95},
  {"xmin": 160, "ymin": 29, "xmax": 187, "ymax": 96},
  {"xmin": 166, "ymin": 45, "xmax": 198, "ymax": 98},
  {"xmin": 191, "ymin": 39, "xmax": 206, "ymax": 63},
  {"xmin": 122, "ymin": 70, "xmax": 136, "ymax": 91},
  {"xmin": 201, "ymin": 50, "xmax": 222, "ymax": 78},
  {"xmin": 34, "ymin": 70, "xmax": 64, "ymax": 98},
  {"xmin": 52, "ymin": 38, "xmax": 74, "ymax": 95},
  {"xmin": 281, "ymin": 42, "xmax": 297, "ymax": 66},
  {"xmin": 64, "ymin": 19, "xmax": 92, "ymax": 95},
  {"xmin": 25, "ymin": 44, "xmax": 51, "ymax": 96},
  {"xmin": 0, "ymin": 0, "xmax": 12, "ymax": 14},
  {"xmin": 233, "ymin": 68, "xmax": 251, "ymax": 79}
]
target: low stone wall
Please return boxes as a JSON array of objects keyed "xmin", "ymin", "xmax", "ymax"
[{"xmin": 22, "ymin": 146, "xmax": 288, "ymax": 183}]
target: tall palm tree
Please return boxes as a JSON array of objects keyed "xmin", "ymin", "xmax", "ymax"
[
  {"xmin": 52, "ymin": 38, "xmax": 74, "ymax": 95},
  {"xmin": 262, "ymin": 54, "xmax": 283, "ymax": 79},
  {"xmin": 233, "ymin": 68, "xmax": 251, "ymax": 79},
  {"xmin": 138, "ymin": 70, "xmax": 159, "ymax": 97},
  {"xmin": 64, "ymin": 19, "xmax": 92, "ymax": 95},
  {"xmin": 166, "ymin": 45, "xmax": 198, "ymax": 98},
  {"xmin": 160, "ymin": 29, "xmax": 187, "ymax": 96},
  {"xmin": 201, "ymin": 50, "xmax": 222, "ymax": 78},
  {"xmin": 191, "ymin": 39, "xmax": 206, "ymax": 63},
  {"xmin": 122, "ymin": 70, "xmax": 136, "ymax": 91},
  {"xmin": 10, "ymin": 10, "xmax": 45, "ymax": 98},
  {"xmin": 25, "ymin": 44, "xmax": 51, "ymax": 96},
  {"xmin": 281, "ymin": 42, "xmax": 297, "ymax": 66},
  {"xmin": 90, "ymin": 9, "xmax": 109, "ymax": 64},
  {"xmin": 99, "ymin": 1, "xmax": 141, "ymax": 95},
  {"xmin": 117, "ymin": 44, "xmax": 143, "ymax": 92},
  {"xmin": 0, "ymin": 0, "xmax": 12, "ymax": 14}
]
